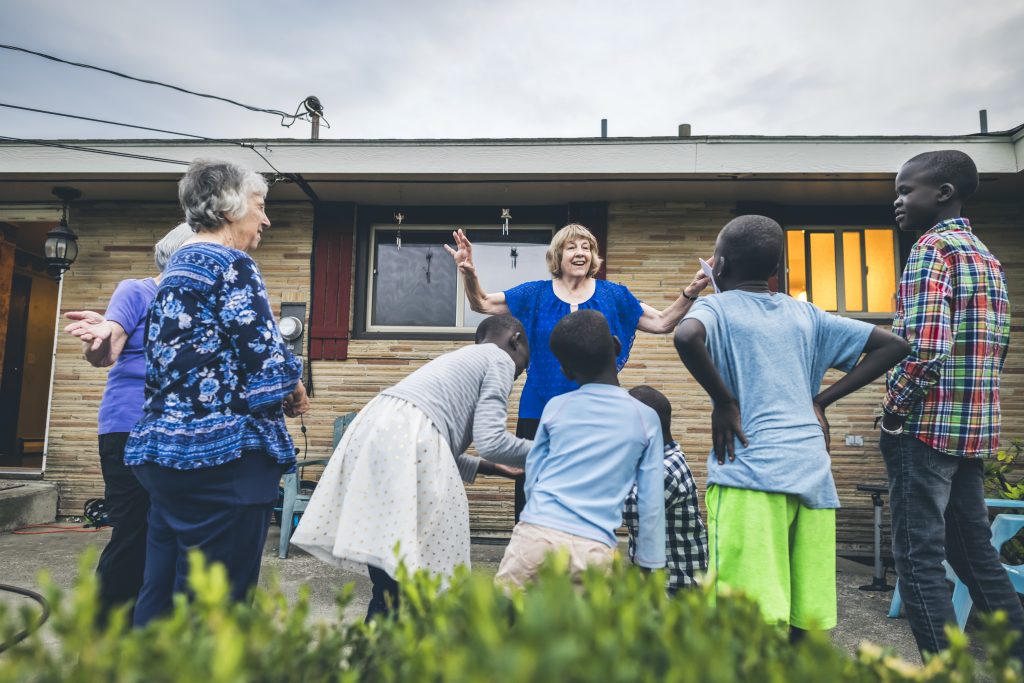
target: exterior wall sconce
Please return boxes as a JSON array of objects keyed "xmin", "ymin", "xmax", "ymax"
[{"xmin": 45, "ymin": 186, "xmax": 81, "ymax": 280}]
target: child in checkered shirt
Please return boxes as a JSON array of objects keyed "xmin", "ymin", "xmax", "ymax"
[{"xmin": 623, "ymin": 385, "xmax": 708, "ymax": 592}]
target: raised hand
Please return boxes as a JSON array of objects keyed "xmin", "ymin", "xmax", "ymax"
[
  {"xmin": 65, "ymin": 310, "xmax": 116, "ymax": 357},
  {"xmin": 684, "ymin": 256, "xmax": 714, "ymax": 299},
  {"xmin": 443, "ymin": 229, "xmax": 475, "ymax": 274},
  {"xmin": 65, "ymin": 310, "xmax": 106, "ymax": 343}
]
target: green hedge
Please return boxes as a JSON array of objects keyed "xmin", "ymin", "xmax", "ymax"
[{"xmin": 0, "ymin": 550, "xmax": 1020, "ymax": 682}]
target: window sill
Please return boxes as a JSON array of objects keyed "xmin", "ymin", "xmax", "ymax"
[{"xmin": 352, "ymin": 330, "xmax": 477, "ymax": 342}]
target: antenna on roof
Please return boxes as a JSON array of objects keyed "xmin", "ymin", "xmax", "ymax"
[{"xmin": 979, "ymin": 109, "xmax": 989, "ymax": 134}]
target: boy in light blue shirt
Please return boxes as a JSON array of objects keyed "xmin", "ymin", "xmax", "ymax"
[
  {"xmin": 674, "ymin": 215, "xmax": 909, "ymax": 640},
  {"xmin": 495, "ymin": 310, "xmax": 666, "ymax": 588}
]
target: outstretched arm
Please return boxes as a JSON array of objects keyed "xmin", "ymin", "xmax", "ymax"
[
  {"xmin": 636, "ymin": 261, "xmax": 713, "ymax": 334},
  {"xmin": 674, "ymin": 318, "xmax": 748, "ymax": 464},
  {"xmin": 64, "ymin": 311, "xmax": 129, "ymax": 368},
  {"xmin": 444, "ymin": 229, "xmax": 509, "ymax": 315}
]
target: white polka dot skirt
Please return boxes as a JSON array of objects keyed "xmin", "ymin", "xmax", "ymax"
[{"xmin": 292, "ymin": 395, "xmax": 471, "ymax": 583}]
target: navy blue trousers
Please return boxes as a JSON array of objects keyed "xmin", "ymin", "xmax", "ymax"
[{"xmin": 130, "ymin": 453, "xmax": 283, "ymax": 627}]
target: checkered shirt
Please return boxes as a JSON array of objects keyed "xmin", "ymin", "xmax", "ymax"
[
  {"xmin": 623, "ymin": 441, "xmax": 708, "ymax": 590},
  {"xmin": 883, "ymin": 218, "xmax": 1010, "ymax": 457}
]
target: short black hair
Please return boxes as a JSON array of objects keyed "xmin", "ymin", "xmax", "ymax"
[
  {"xmin": 550, "ymin": 310, "xmax": 615, "ymax": 378},
  {"xmin": 628, "ymin": 385, "xmax": 671, "ymax": 439},
  {"xmin": 475, "ymin": 314, "xmax": 527, "ymax": 344},
  {"xmin": 718, "ymin": 215, "xmax": 784, "ymax": 280},
  {"xmin": 903, "ymin": 150, "xmax": 979, "ymax": 201}
]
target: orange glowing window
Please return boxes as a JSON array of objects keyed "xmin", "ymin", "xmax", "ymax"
[{"xmin": 784, "ymin": 228, "xmax": 898, "ymax": 316}]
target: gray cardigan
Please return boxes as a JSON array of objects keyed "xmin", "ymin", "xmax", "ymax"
[{"xmin": 382, "ymin": 343, "xmax": 532, "ymax": 482}]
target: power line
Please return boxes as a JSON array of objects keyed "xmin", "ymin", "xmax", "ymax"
[
  {"xmin": 0, "ymin": 135, "xmax": 191, "ymax": 166},
  {"xmin": 0, "ymin": 43, "xmax": 309, "ymax": 127},
  {"xmin": 0, "ymin": 102, "xmax": 284, "ymax": 175},
  {"xmin": 0, "ymin": 101, "xmax": 216, "ymax": 140}
]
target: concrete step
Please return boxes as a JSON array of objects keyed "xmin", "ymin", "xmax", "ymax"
[{"xmin": 0, "ymin": 480, "xmax": 58, "ymax": 533}]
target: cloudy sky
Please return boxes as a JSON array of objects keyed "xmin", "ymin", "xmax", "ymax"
[{"xmin": 1, "ymin": 0, "xmax": 1022, "ymax": 142}]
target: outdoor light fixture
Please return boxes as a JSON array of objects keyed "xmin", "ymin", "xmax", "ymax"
[{"xmin": 45, "ymin": 186, "xmax": 81, "ymax": 280}]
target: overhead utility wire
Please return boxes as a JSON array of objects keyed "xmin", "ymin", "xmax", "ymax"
[
  {"xmin": 0, "ymin": 136, "xmax": 190, "ymax": 166},
  {"xmin": 0, "ymin": 101, "xmax": 215, "ymax": 140},
  {"xmin": 0, "ymin": 102, "xmax": 284, "ymax": 175},
  {"xmin": 0, "ymin": 43, "xmax": 306, "ymax": 127}
]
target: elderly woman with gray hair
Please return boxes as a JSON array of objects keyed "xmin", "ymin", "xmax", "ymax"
[
  {"xmin": 64, "ymin": 221, "xmax": 194, "ymax": 622},
  {"xmin": 122, "ymin": 159, "xmax": 309, "ymax": 626}
]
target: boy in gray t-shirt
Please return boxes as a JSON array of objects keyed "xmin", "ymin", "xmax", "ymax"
[{"xmin": 674, "ymin": 215, "xmax": 909, "ymax": 640}]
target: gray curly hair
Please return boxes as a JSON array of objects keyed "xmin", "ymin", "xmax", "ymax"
[
  {"xmin": 154, "ymin": 222, "xmax": 195, "ymax": 271},
  {"xmin": 178, "ymin": 159, "xmax": 268, "ymax": 231}
]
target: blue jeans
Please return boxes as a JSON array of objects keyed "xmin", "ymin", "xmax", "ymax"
[{"xmin": 880, "ymin": 432, "xmax": 1024, "ymax": 657}]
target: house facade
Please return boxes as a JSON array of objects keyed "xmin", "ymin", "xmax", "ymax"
[{"xmin": 2, "ymin": 128, "xmax": 1022, "ymax": 552}]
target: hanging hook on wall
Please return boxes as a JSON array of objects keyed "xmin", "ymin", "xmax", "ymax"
[
  {"xmin": 500, "ymin": 208, "xmax": 512, "ymax": 237},
  {"xmin": 510, "ymin": 247, "xmax": 519, "ymax": 270},
  {"xmin": 394, "ymin": 211, "xmax": 405, "ymax": 250}
]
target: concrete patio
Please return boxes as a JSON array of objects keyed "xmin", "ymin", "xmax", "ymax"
[{"xmin": 0, "ymin": 523, "xmax": 987, "ymax": 665}]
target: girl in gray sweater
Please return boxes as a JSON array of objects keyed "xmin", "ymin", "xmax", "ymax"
[{"xmin": 293, "ymin": 315, "xmax": 530, "ymax": 620}]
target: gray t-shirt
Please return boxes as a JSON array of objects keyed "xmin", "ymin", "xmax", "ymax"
[
  {"xmin": 382, "ymin": 343, "xmax": 532, "ymax": 482},
  {"xmin": 684, "ymin": 291, "xmax": 874, "ymax": 508}
]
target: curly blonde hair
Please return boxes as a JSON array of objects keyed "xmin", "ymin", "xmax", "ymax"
[{"xmin": 546, "ymin": 224, "xmax": 603, "ymax": 278}]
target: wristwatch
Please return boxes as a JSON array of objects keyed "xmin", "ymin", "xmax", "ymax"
[
  {"xmin": 878, "ymin": 413, "xmax": 904, "ymax": 436},
  {"xmin": 682, "ymin": 290, "xmax": 699, "ymax": 302}
]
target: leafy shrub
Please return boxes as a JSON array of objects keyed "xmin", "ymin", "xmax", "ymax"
[
  {"xmin": 985, "ymin": 438, "xmax": 1024, "ymax": 564},
  {"xmin": 0, "ymin": 549, "xmax": 1020, "ymax": 682}
]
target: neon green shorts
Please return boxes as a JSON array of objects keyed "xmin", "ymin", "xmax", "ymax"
[{"xmin": 707, "ymin": 485, "xmax": 837, "ymax": 630}]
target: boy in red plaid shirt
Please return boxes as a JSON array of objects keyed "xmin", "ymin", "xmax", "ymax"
[{"xmin": 880, "ymin": 150, "xmax": 1022, "ymax": 659}]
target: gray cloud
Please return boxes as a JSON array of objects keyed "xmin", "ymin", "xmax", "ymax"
[{"xmin": 0, "ymin": 0, "xmax": 1021, "ymax": 142}]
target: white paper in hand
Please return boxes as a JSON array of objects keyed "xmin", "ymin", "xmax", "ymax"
[{"xmin": 699, "ymin": 258, "xmax": 721, "ymax": 294}]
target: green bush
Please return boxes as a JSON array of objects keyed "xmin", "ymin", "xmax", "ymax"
[
  {"xmin": 1, "ymin": 549, "xmax": 1021, "ymax": 682},
  {"xmin": 985, "ymin": 438, "xmax": 1024, "ymax": 564}
]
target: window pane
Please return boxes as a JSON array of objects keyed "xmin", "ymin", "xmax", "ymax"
[
  {"xmin": 463, "ymin": 241, "xmax": 552, "ymax": 328},
  {"xmin": 372, "ymin": 232, "xmax": 457, "ymax": 327},
  {"xmin": 808, "ymin": 232, "xmax": 838, "ymax": 311},
  {"xmin": 842, "ymin": 231, "xmax": 864, "ymax": 312},
  {"xmin": 786, "ymin": 230, "xmax": 807, "ymax": 301},
  {"xmin": 865, "ymin": 229, "xmax": 897, "ymax": 313}
]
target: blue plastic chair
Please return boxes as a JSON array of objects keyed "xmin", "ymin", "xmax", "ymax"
[
  {"xmin": 277, "ymin": 412, "xmax": 357, "ymax": 558},
  {"xmin": 888, "ymin": 499, "xmax": 1024, "ymax": 628}
]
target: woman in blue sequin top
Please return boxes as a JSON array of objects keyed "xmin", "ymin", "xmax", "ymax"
[
  {"xmin": 446, "ymin": 223, "xmax": 710, "ymax": 517},
  {"xmin": 126, "ymin": 160, "xmax": 309, "ymax": 626}
]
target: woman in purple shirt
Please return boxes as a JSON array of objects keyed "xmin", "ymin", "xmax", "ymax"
[{"xmin": 64, "ymin": 222, "xmax": 193, "ymax": 621}]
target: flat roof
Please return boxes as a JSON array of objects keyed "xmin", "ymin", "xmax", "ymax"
[{"xmin": 1, "ymin": 129, "xmax": 1021, "ymax": 204}]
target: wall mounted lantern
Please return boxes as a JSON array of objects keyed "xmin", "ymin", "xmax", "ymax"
[{"xmin": 45, "ymin": 186, "xmax": 81, "ymax": 280}]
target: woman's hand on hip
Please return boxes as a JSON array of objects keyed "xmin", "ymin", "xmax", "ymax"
[{"xmin": 283, "ymin": 380, "xmax": 310, "ymax": 418}]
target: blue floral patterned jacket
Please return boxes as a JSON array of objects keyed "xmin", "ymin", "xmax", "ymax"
[{"xmin": 125, "ymin": 243, "xmax": 302, "ymax": 470}]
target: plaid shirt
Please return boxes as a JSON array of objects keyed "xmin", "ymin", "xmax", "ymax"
[
  {"xmin": 624, "ymin": 441, "xmax": 708, "ymax": 591},
  {"xmin": 883, "ymin": 218, "xmax": 1010, "ymax": 457}
]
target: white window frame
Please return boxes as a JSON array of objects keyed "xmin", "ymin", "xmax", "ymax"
[{"xmin": 365, "ymin": 223, "xmax": 553, "ymax": 334}]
